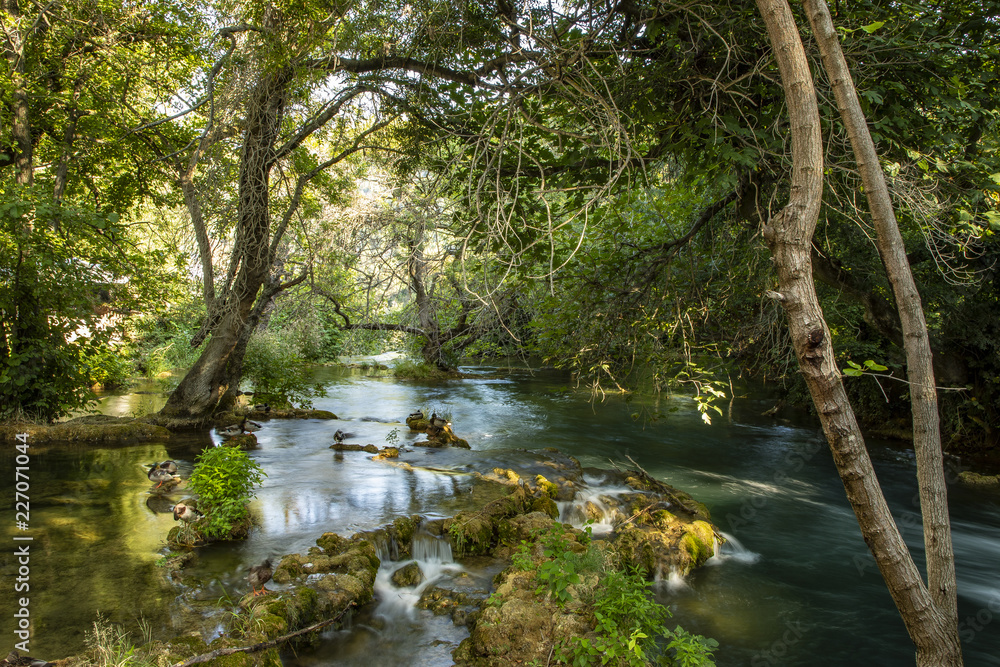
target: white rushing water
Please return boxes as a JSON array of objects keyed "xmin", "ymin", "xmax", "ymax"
[
  {"xmin": 373, "ymin": 531, "xmax": 462, "ymax": 621},
  {"xmin": 707, "ymin": 531, "xmax": 762, "ymax": 566}
]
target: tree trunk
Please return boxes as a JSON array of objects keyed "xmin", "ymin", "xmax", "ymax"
[
  {"xmin": 161, "ymin": 69, "xmax": 292, "ymax": 421},
  {"xmin": 755, "ymin": 1, "xmax": 961, "ymax": 664},
  {"xmin": 3, "ymin": 0, "xmax": 33, "ymax": 189},
  {"xmin": 803, "ymin": 0, "xmax": 961, "ymax": 660},
  {"xmin": 407, "ymin": 227, "xmax": 449, "ymax": 370}
]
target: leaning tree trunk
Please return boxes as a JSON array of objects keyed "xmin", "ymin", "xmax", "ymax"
[
  {"xmin": 754, "ymin": 1, "xmax": 962, "ymax": 664},
  {"xmin": 803, "ymin": 1, "xmax": 961, "ymax": 653},
  {"xmin": 161, "ymin": 69, "xmax": 291, "ymax": 421}
]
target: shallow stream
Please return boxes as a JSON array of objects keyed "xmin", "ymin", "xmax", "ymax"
[{"xmin": 1, "ymin": 365, "xmax": 998, "ymax": 665}]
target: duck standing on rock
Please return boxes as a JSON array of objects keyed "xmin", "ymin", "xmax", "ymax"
[
  {"xmin": 253, "ymin": 403, "xmax": 271, "ymax": 413},
  {"xmin": 172, "ymin": 502, "xmax": 204, "ymax": 522},
  {"xmin": 152, "ymin": 460, "xmax": 178, "ymax": 474},
  {"xmin": 430, "ymin": 414, "xmax": 448, "ymax": 428},
  {"xmin": 148, "ymin": 465, "xmax": 181, "ymax": 489},
  {"xmin": 408, "ymin": 410, "xmax": 424, "ymax": 421},
  {"xmin": 218, "ymin": 417, "xmax": 262, "ymax": 438},
  {"xmin": 248, "ymin": 558, "xmax": 273, "ymax": 596},
  {"xmin": 334, "ymin": 429, "xmax": 346, "ymax": 443}
]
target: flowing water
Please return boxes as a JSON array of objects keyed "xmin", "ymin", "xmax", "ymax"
[{"xmin": 2, "ymin": 365, "xmax": 999, "ymax": 665}]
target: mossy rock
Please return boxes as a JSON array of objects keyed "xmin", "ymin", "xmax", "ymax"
[
  {"xmin": 272, "ymin": 554, "xmax": 305, "ymax": 583},
  {"xmin": 391, "ymin": 562, "xmax": 425, "ymax": 587},
  {"xmin": 497, "ymin": 512, "xmax": 556, "ymax": 547},
  {"xmin": 203, "ymin": 646, "xmax": 283, "ymax": 667},
  {"xmin": 447, "ymin": 512, "xmax": 495, "ymax": 556},
  {"xmin": 958, "ymin": 471, "xmax": 1000, "ymax": 487},
  {"xmin": 390, "ymin": 515, "xmax": 417, "ymax": 550},
  {"xmin": 0, "ymin": 418, "xmax": 171, "ymax": 444},
  {"xmin": 680, "ymin": 520, "xmax": 716, "ymax": 570},
  {"xmin": 330, "ymin": 443, "xmax": 365, "ymax": 451},
  {"xmin": 363, "ymin": 444, "xmax": 379, "ymax": 453},
  {"xmin": 534, "ymin": 475, "xmax": 559, "ymax": 498},
  {"xmin": 530, "ymin": 496, "xmax": 560, "ymax": 520},
  {"xmin": 317, "ymin": 532, "xmax": 350, "ymax": 552},
  {"xmin": 375, "ymin": 446, "xmax": 400, "ymax": 459},
  {"xmin": 407, "ymin": 417, "xmax": 430, "ymax": 430},
  {"xmin": 224, "ymin": 433, "xmax": 258, "ymax": 448}
]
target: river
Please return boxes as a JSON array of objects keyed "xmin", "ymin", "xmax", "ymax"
[{"xmin": 1, "ymin": 364, "xmax": 998, "ymax": 665}]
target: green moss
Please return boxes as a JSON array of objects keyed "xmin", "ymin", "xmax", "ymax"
[
  {"xmin": 650, "ymin": 509, "xmax": 677, "ymax": 528},
  {"xmin": 0, "ymin": 418, "xmax": 171, "ymax": 444},
  {"xmin": 272, "ymin": 554, "xmax": 305, "ymax": 583},
  {"xmin": 316, "ymin": 532, "xmax": 349, "ymax": 553},
  {"xmin": 448, "ymin": 512, "xmax": 495, "ymax": 556},
  {"xmin": 680, "ymin": 521, "xmax": 716, "ymax": 567},
  {"xmin": 530, "ymin": 496, "xmax": 560, "ymax": 519},
  {"xmin": 535, "ymin": 475, "xmax": 559, "ymax": 498},
  {"xmin": 392, "ymin": 515, "xmax": 416, "ymax": 550}
]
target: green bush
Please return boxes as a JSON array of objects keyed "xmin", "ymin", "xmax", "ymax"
[
  {"xmin": 188, "ymin": 446, "xmax": 267, "ymax": 539},
  {"xmin": 242, "ymin": 329, "xmax": 324, "ymax": 408}
]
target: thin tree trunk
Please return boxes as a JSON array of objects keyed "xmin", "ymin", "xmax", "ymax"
[
  {"xmin": 754, "ymin": 1, "xmax": 960, "ymax": 665},
  {"xmin": 802, "ymin": 7, "xmax": 960, "ymax": 657}
]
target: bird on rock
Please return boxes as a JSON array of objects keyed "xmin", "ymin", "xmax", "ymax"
[
  {"xmin": 334, "ymin": 429, "xmax": 346, "ymax": 443},
  {"xmin": 151, "ymin": 460, "xmax": 178, "ymax": 474},
  {"xmin": 248, "ymin": 558, "xmax": 274, "ymax": 596},
  {"xmin": 430, "ymin": 414, "xmax": 448, "ymax": 428},
  {"xmin": 172, "ymin": 502, "xmax": 204, "ymax": 523},
  {"xmin": 1, "ymin": 651, "xmax": 52, "ymax": 667},
  {"xmin": 148, "ymin": 465, "xmax": 181, "ymax": 489},
  {"xmin": 408, "ymin": 410, "xmax": 424, "ymax": 421},
  {"xmin": 253, "ymin": 403, "xmax": 271, "ymax": 413}
]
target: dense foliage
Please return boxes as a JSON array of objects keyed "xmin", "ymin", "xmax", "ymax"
[
  {"xmin": 188, "ymin": 445, "xmax": 267, "ymax": 539},
  {"xmin": 2, "ymin": 0, "xmax": 997, "ymax": 449}
]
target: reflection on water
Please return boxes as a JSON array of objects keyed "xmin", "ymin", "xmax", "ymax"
[{"xmin": 1, "ymin": 365, "xmax": 998, "ymax": 666}]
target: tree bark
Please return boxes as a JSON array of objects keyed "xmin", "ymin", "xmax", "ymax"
[
  {"xmin": 755, "ymin": 1, "xmax": 961, "ymax": 665},
  {"xmin": 803, "ymin": 0, "xmax": 961, "ymax": 661},
  {"xmin": 161, "ymin": 68, "xmax": 292, "ymax": 420},
  {"xmin": 3, "ymin": 0, "xmax": 33, "ymax": 188}
]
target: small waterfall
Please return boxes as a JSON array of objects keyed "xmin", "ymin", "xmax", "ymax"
[
  {"xmin": 412, "ymin": 531, "xmax": 453, "ymax": 563},
  {"xmin": 373, "ymin": 531, "xmax": 461, "ymax": 621},
  {"xmin": 707, "ymin": 531, "xmax": 761, "ymax": 565},
  {"xmin": 654, "ymin": 563, "xmax": 690, "ymax": 592},
  {"xmin": 558, "ymin": 476, "xmax": 636, "ymax": 535}
]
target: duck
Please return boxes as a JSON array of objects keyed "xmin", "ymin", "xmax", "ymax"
[
  {"xmin": 151, "ymin": 460, "xmax": 178, "ymax": 474},
  {"xmin": 217, "ymin": 423, "xmax": 243, "ymax": 438},
  {"xmin": 148, "ymin": 466, "xmax": 181, "ymax": 489},
  {"xmin": 242, "ymin": 417, "xmax": 262, "ymax": 433},
  {"xmin": 430, "ymin": 414, "xmax": 448, "ymax": 428},
  {"xmin": 253, "ymin": 403, "xmax": 271, "ymax": 413},
  {"xmin": 408, "ymin": 410, "xmax": 424, "ymax": 421},
  {"xmin": 334, "ymin": 429, "xmax": 346, "ymax": 443},
  {"xmin": 172, "ymin": 502, "xmax": 204, "ymax": 523},
  {"xmin": 248, "ymin": 558, "xmax": 274, "ymax": 596},
  {"xmin": 1, "ymin": 651, "xmax": 52, "ymax": 667}
]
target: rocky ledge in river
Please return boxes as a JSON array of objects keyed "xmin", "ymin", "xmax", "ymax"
[{"xmin": 144, "ymin": 452, "xmax": 719, "ymax": 666}]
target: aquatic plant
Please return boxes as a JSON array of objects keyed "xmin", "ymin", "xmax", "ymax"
[
  {"xmin": 83, "ymin": 613, "xmax": 155, "ymax": 667},
  {"xmin": 188, "ymin": 446, "xmax": 267, "ymax": 539}
]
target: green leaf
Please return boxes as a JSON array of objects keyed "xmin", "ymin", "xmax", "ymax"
[{"xmin": 860, "ymin": 21, "xmax": 886, "ymax": 33}]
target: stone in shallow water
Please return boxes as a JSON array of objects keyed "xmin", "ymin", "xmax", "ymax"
[{"xmin": 391, "ymin": 561, "xmax": 425, "ymax": 588}]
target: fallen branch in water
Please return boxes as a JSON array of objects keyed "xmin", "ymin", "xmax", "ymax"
[{"xmin": 169, "ymin": 603, "xmax": 355, "ymax": 667}]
